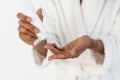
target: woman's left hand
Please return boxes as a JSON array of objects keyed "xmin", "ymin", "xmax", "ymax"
[{"xmin": 45, "ymin": 35, "xmax": 90, "ymax": 60}]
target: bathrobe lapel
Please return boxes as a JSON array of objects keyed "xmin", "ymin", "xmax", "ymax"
[{"xmin": 82, "ymin": 0, "xmax": 106, "ymax": 34}]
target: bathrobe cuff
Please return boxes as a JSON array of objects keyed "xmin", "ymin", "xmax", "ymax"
[
  {"xmin": 32, "ymin": 48, "xmax": 45, "ymax": 65},
  {"xmin": 32, "ymin": 33, "xmax": 60, "ymax": 68},
  {"xmin": 92, "ymin": 36, "xmax": 113, "ymax": 72},
  {"xmin": 98, "ymin": 36, "xmax": 113, "ymax": 70}
]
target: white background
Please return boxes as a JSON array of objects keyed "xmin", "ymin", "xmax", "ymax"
[{"xmin": 0, "ymin": 0, "xmax": 49, "ymax": 80}]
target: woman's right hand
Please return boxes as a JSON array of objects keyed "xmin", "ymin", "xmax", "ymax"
[
  {"xmin": 17, "ymin": 9, "xmax": 43, "ymax": 46},
  {"xmin": 17, "ymin": 9, "xmax": 47, "ymax": 57}
]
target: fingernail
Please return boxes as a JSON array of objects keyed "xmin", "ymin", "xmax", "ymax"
[
  {"xmin": 26, "ymin": 17, "xmax": 31, "ymax": 22},
  {"xmin": 34, "ymin": 28, "xmax": 39, "ymax": 33}
]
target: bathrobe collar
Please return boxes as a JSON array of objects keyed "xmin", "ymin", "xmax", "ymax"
[{"xmin": 81, "ymin": 0, "xmax": 106, "ymax": 34}]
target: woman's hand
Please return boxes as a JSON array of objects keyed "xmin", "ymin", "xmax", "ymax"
[
  {"xmin": 45, "ymin": 35, "xmax": 104, "ymax": 60},
  {"xmin": 17, "ymin": 9, "xmax": 43, "ymax": 46},
  {"xmin": 45, "ymin": 35, "xmax": 90, "ymax": 60},
  {"xmin": 17, "ymin": 9, "xmax": 47, "ymax": 57}
]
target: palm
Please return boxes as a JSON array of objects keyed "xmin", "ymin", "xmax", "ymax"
[{"xmin": 45, "ymin": 35, "xmax": 90, "ymax": 60}]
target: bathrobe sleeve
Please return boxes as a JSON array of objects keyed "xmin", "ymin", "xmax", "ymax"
[
  {"xmin": 31, "ymin": 0, "xmax": 60, "ymax": 66},
  {"xmin": 95, "ymin": 11, "xmax": 120, "ymax": 73}
]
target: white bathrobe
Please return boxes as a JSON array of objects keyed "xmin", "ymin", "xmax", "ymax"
[{"xmin": 31, "ymin": 0, "xmax": 120, "ymax": 80}]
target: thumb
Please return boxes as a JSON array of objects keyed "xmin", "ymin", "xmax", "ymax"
[
  {"xmin": 70, "ymin": 48, "xmax": 77, "ymax": 56},
  {"xmin": 36, "ymin": 9, "xmax": 43, "ymax": 21}
]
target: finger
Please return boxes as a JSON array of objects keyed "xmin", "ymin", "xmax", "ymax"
[
  {"xmin": 17, "ymin": 13, "xmax": 31, "ymax": 22},
  {"xmin": 19, "ymin": 32, "xmax": 32, "ymax": 41},
  {"xmin": 18, "ymin": 26, "xmax": 37, "ymax": 38},
  {"xmin": 44, "ymin": 43, "xmax": 53, "ymax": 48},
  {"xmin": 48, "ymin": 51, "xmax": 77, "ymax": 60},
  {"xmin": 19, "ymin": 20, "xmax": 39, "ymax": 33},
  {"xmin": 36, "ymin": 9, "xmax": 43, "ymax": 21},
  {"xmin": 49, "ymin": 47, "xmax": 61, "ymax": 55},
  {"xmin": 52, "ymin": 43, "xmax": 64, "ymax": 51},
  {"xmin": 44, "ymin": 43, "xmax": 60, "ymax": 54},
  {"xmin": 19, "ymin": 32, "xmax": 36, "ymax": 45},
  {"xmin": 25, "ymin": 36, "xmax": 37, "ymax": 46},
  {"xmin": 52, "ymin": 43, "xmax": 57, "ymax": 48},
  {"xmin": 48, "ymin": 54, "xmax": 67, "ymax": 60},
  {"xmin": 70, "ymin": 48, "xmax": 77, "ymax": 56},
  {"xmin": 70, "ymin": 47, "xmax": 84, "ymax": 58}
]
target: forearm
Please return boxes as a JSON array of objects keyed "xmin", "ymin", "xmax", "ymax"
[
  {"xmin": 88, "ymin": 37, "xmax": 104, "ymax": 54},
  {"xmin": 33, "ymin": 40, "xmax": 47, "ymax": 57}
]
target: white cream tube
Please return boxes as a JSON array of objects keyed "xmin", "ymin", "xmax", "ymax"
[
  {"xmin": 18, "ymin": 0, "xmax": 49, "ymax": 45},
  {"xmin": 18, "ymin": 0, "xmax": 57, "ymax": 68}
]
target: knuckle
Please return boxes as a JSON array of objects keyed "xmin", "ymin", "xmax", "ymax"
[
  {"xmin": 18, "ymin": 26, "xmax": 26, "ymax": 33},
  {"xmin": 17, "ymin": 13, "xmax": 22, "ymax": 19},
  {"xmin": 29, "ymin": 24, "xmax": 35, "ymax": 30}
]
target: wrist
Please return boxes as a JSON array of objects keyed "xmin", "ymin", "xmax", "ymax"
[
  {"xmin": 87, "ymin": 37, "xmax": 93, "ymax": 49},
  {"xmin": 88, "ymin": 37, "xmax": 104, "ymax": 54},
  {"xmin": 33, "ymin": 39, "xmax": 47, "ymax": 57},
  {"xmin": 80, "ymin": 35, "xmax": 91, "ymax": 48}
]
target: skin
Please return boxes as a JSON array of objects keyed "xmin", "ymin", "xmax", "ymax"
[
  {"xmin": 45, "ymin": 36, "xmax": 104, "ymax": 60},
  {"xmin": 45, "ymin": 36, "xmax": 90, "ymax": 60},
  {"xmin": 17, "ymin": 9, "xmax": 47, "ymax": 57},
  {"xmin": 17, "ymin": 8, "xmax": 104, "ymax": 60}
]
